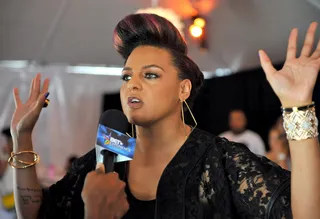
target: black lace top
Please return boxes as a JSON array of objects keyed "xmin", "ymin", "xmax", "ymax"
[{"xmin": 38, "ymin": 128, "xmax": 292, "ymax": 219}]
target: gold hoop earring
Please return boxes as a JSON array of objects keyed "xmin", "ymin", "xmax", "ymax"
[
  {"xmin": 125, "ymin": 124, "xmax": 135, "ymax": 138},
  {"xmin": 181, "ymin": 100, "xmax": 187, "ymax": 137},
  {"xmin": 131, "ymin": 123, "xmax": 135, "ymax": 138},
  {"xmin": 181, "ymin": 100, "xmax": 197, "ymax": 136}
]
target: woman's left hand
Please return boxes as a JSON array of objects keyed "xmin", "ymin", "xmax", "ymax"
[{"xmin": 259, "ymin": 22, "xmax": 320, "ymax": 107}]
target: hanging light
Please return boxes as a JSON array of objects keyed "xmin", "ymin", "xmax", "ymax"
[
  {"xmin": 189, "ymin": 25, "xmax": 203, "ymax": 38},
  {"xmin": 189, "ymin": 16, "xmax": 206, "ymax": 38},
  {"xmin": 194, "ymin": 17, "xmax": 206, "ymax": 28}
]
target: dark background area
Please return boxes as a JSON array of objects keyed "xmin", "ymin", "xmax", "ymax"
[
  {"xmin": 102, "ymin": 64, "xmax": 320, "ymax": 151},
  {"xmin": 102, "ymin": 92, "xmax": 122, "ymax": 113}
]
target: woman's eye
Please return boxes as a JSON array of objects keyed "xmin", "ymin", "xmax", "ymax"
[
  {"xmin": 121, "ymin": 74, "xmax": 132, "ymax": 81},
  {"xmin": 145, "ymin": 73, "xmax": 159, "ymax": 79}
]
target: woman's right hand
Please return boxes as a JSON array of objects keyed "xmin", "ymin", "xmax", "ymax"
[{"xmin": 11, "ymin": 73, "xmax": 50, "ymax": 138}]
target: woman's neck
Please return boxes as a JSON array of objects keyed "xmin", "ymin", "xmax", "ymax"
[{"xmin": 134, "ymin": 113, "xmax": 191, "ymax": 156}]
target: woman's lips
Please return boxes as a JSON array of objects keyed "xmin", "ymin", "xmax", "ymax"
[{"xmin": 127, "ymin": 97, "xmax": 144, "ymax": 109}]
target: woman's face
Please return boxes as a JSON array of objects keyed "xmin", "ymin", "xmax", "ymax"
[{"xmin": 120, "ymin": 46, "xmax": 190, "ymax": 126}]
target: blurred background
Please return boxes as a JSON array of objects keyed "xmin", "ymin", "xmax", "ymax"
[{"xmin": 0, "ymin": 0, "xmax": 319, "ymax": 185}]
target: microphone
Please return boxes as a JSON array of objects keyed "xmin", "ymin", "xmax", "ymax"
[{"xmin": 98, "ymin": 110, "xmax": 129, "ymax": 173}]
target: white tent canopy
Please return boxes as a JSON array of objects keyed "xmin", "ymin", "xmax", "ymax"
[{"xmin": 0, "ymin": 0, "xmax": 319, "ymax": 73}]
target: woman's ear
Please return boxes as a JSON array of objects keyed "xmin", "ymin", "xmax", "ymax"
[{"xmin": 179, "ymin": 79, "xmax": 192, "ymax": 101}]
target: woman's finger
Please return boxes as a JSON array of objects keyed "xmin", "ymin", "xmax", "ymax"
[
  {"xmin": 33, "ymin": 92, "xmax": 48, "ymax": 115},
  {"xmin": 259, "ymin": 50, "xmax": 277, "ymax": 80},
  {"xmin": 28, "ymin": 78, "xmax": 35, "ymax": 100},
  {"xmin": 34, "ymin": 73, "xmax": 41, "ymax": 98},
  {"xmin": 310, "ymin": 39, "xmax": 320, "ymax": 59},
  {"xmin": 286, "ymin": 28, "xmax": 298, "ymax": 60},
  {"xmin": 13, "ymin": 88, "xmax": 22, "ymax": 107},
  {"xmin": 300, "ymin": 22, "xmax": 318, "ymax": 57},
  {"xmin": 29, "ymin": 74, "xmax": 41, "ymax": 102},
  {"xmin": 41, "ymin": 78, "xmax": 50, "ymax": 94}
]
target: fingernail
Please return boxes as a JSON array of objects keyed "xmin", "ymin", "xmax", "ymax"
[{"xmin": 45, "ymin": 92, "xmax": 50, "ymax": 98}]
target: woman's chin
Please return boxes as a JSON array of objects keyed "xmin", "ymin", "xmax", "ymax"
[{"xmin": 126, "ymin": 111, "xmax": 152, "ymax": 127}]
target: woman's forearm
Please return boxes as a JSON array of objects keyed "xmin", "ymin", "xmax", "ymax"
[
  {"xmin": 258, "ymin": 20, "xmax": 320, "ymax": 219},
  {"xmin": 290, "ymin": 137, "xmax": 320, "ymax": 219},
  {"xmin": 13, "ymin": 134, "xmax": 43, "ymax": 219}
]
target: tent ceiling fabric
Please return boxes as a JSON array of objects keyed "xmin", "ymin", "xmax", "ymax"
[{"xmin": 0, "ymin": 0, "xmax": 319, "ymax": 73}]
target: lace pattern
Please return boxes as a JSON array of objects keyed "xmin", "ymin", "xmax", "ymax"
[{"xmin": 37, "ymin": 128, "xmax": 292, "ymax": 219}]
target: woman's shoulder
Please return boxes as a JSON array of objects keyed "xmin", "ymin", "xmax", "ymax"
[
  {"xmin": 192, "ymin": 128, "xmax": 248, "ymax": 151},
  {"xmin": 192, "ymin": 128, "xmax": 268, "ymax": 166}
]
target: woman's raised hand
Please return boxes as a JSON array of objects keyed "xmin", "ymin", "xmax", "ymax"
[
  {"xmin": 11, "ymin": 73, "xmax": 50, "ymax": 137},
  {"xmin": 259, "ymin": 22, "xmax": 320, "ymax": 107}
]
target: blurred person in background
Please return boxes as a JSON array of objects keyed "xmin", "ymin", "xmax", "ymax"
[
  {"xmin": 220, "ymin": 109, "xmax": 266, "ymax": 156},
  {"xmin": 0, "ymin": 127, "xmax": 16, "ymax": 219},
  {"xmin": 266, "ymin": 125, "xmax": 291, "ymax": 170},
  {"xmin": 275, "ymin": 116, "xmax": 286, "ymax": 139}
]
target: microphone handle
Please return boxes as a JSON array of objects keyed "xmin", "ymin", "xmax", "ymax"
[{"xmin": 101, "ymin": 150, "xmax": 115, "ymax": 173}]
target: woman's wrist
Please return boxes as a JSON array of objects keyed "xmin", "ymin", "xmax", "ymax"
[
  {"xmin": 281, "ymin": 101, "xmax": 318, "ymax": 141},
  {"xmin": 280, "ymin": 97, "xmax": 313, "ymax": 108},
  {"xmin": 13, "ymin": 132, "xmax": 33, "ymax": 152}
]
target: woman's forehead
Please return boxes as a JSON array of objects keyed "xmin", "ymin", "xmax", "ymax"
[{"xmin": 126, "ymin": 46, "xmax": 172, "ymax": 67}]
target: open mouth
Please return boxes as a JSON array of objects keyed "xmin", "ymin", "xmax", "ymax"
[
  {"xmin": 127, "ymin": 97, "xmax": 143, "ymax": 109},
  {"xmin": 129, "ymin": 98, "xmax": 141, "ymax": 103}
]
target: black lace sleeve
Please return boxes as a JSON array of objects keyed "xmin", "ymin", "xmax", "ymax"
[
  {"xmin": 37, "ymin": 149, "xmax": 96, "ymax": 219},
  {"xmin": 37, "ymin": 173, "xmax": 78, "ymax": 219},
  {"xmin": 223, "ymin": 140, "xmax": 292, "ymax": 219}
]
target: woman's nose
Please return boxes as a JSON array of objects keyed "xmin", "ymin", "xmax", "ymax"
[{"xmin": 127, "ymin": 75, "xmax": 142, "ymax": 91}]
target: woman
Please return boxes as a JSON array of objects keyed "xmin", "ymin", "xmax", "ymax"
[
  {"xmin": 266, "ymin": 126, "xmax": 290, "ymax": 170},
  {"xmin": 10, "ymin": 14, "xmax": 320, "ymax": 219}
]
